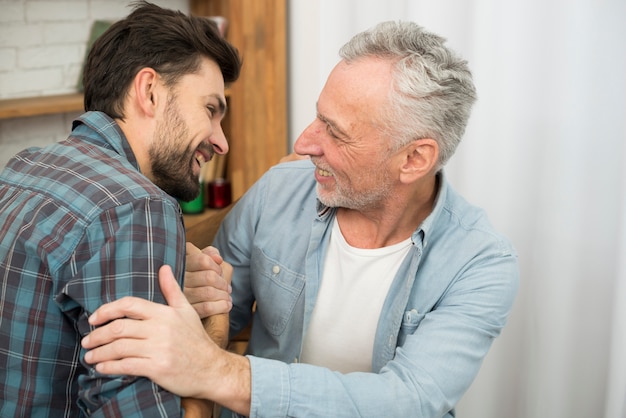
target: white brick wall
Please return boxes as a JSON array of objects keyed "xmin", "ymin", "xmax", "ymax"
[{"xmin": 0, "ymin": 0, "xmax": 189, "ymax": 168}]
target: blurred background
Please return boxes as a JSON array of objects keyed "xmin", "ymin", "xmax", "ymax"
[
  {"xmin": 1, "ymin": 1, "xmax": 624, "ymax": 417},
  {"xmin": 290, "ymin": 2, "xmax": 626, "ymax": 418}
]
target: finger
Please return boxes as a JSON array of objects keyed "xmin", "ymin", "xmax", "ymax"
[
  {"xmin": 201, "ymin": 245, "xmax": 223, "ymax": 264},
  {"xmin": 84, "ymin": 332, "xmax": 149, "ymax": 364},
  {"xmin": 186, "ymin": 250, "xmax": 223, "ymax": 276},
  {"xmin": 185, "ymin": 243, "xmax": 209, "ymax": 273},
  {"xmin": 185, "ymin": 269, "xmax": 230, "ymax": 291},
  {"xmin": 90, "ymin": 348, "xmax": 179, "ymax": 383},
  {"xmin": 185, "ymin": 276, "xmax": 232, "ymax": 318},
  {"xmin": 82, "ymin": 316, "xmax": 151, "ymax": 349},
  {"xmin": 194, "ymin": 299, "xmax": 233, "ymax": 317},
  {"xmin": 93, "ymin": 356, "xmax": 153, "ymax": 378},
  {"xmin": 87, "ymin": 296, "xmax": 158, "ymax": 326},
  {"xmin": 185, "ymin": 280, "xmax": 231, "ymax": 303},
  {"xmin": 221, "ymin": 261, "xmax": 233, "ymax": 286}
]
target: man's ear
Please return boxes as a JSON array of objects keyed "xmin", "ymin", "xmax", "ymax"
[
  {"xmin": 398, "ymin": 138, "xmax": 439, "ymax": 183},
  {"xmin": 132, "ymin": 68, "xmax": 160, "ymax": 118}
]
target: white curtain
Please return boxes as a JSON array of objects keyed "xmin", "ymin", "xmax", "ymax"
[{"xmin": 287, "ymin": 1, "xmax": 626, "ymax": 417}]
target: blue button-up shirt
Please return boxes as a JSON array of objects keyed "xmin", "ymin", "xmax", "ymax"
[
  {"xmin": 0, "ymin": 112, "xmax": 186, "ymax": 417},
  {"xmin": 215, "ymin": 159, "xmax": 519, "ymax": 417}
]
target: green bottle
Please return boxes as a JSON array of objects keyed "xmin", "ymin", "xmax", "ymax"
[{"xmin": 179, "ymin": 181, "xmax": 205, "ymax": 214}]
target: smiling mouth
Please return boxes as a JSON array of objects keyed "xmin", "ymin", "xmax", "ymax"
[
  {"xmin": 195, "ymin": 143, "xmax": 216, "ymax": 169},
  {"xmin": 195, "ymin": 150, "xmax": 207, "ymax": 166},
  {"xmin": 317, "ymin": 168, "xmax": 333, "ymax": 177}
]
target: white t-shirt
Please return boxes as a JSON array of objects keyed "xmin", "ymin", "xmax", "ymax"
[{"xmin": 300, "ymin": 218, "xmax": 412, "ymax": 373}]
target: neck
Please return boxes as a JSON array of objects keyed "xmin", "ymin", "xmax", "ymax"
[
  {"xmin": 116, "ymin": 117, "xmax": 153, "ymax": 180},
  {"xmin": 336, "ymin": 174, "xmax": 439, "ymax": 248}
]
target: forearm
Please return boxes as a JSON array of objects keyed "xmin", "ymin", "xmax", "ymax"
[
  {"xmin": 181, "ymin": 311, "xmax": 227, "ymax": 418},
  {"xmin": 181, "ymin": 397, "xmax": 214, "ymax": 418},
  {"xmin": 198, "ymin": 349, "xmax": 251, "ymax": 416},
  {"xmin": 203, "ymin": 313, "xmax": 229, "ymax": 349}
]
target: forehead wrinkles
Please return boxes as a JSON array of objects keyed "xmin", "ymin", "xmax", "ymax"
[
  {"xmin": 323, "ymin": 59, "xmax": 393, "ymax": 135},
  {"xmin": 317, "ymin": 91, "xmax": 383, "ymax": 144}
]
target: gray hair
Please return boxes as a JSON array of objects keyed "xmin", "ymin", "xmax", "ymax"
[{"xmin": 339, "ymin": 21, "xmax": 477, "ymax": 168}]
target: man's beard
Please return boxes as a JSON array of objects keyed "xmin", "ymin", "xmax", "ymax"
[
  {"xmin": 149, "ymin": 99, "xmax": 212, "ymax": 201},
  {"xmin": 316, "ymin": 163, "xmax": 393, "ymax": 211}
]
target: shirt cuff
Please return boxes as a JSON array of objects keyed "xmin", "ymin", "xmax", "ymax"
[{"xmin": 247, "ymin": 355, "xmax": 291, "ymax": 417}]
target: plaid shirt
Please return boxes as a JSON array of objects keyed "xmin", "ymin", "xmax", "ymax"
[{"xmin": 0, "ymin": 112, "xmax": 186, "ymax": 417}]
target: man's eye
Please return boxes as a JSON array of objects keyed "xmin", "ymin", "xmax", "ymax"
[
  {"xmin": 326, "ymin": 124, "xmax": 338, "ymax": 138},
  {"xmin": 207, "ymin": 106, "xmax": 215, "ymax": 117}
]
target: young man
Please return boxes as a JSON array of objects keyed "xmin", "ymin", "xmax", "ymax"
[
  {"xmin": 0, "ymin": 2, "xmax": 240, "ymax": 416},
  {"xmin": 82, "ymin": 21, "xmax": 519, "ymax": 417}
]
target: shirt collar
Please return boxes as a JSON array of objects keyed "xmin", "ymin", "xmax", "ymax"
[
  {"xmin": 72, "ymin": 111, "xmax": 140, "ymax": 172},
  {"xmin": 314, "ymin": 170, "xmax": 448, "ymax": 248},
  {"xmin": 412, "ymin": 170, "xmax": 447, "ymax": 248}
]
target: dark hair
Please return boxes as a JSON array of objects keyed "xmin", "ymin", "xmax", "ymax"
[{"xmin": 83, "ymin": 1, "xmax": 241, "ymax": 119}]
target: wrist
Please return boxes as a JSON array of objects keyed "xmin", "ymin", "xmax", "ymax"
[{"xmin": 202, "ymin": 349, "xmax": 251, "ymax": 416}]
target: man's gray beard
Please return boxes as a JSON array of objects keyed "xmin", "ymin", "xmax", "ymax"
[{"xmin": 316, "ymin": 180, "xmax": 392, "ymax": 211}]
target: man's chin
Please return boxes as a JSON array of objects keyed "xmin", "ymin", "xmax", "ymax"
[
  {"xmin": 316, "ymin": 188, "xmax": 339, "ymax": 208},
  {"xmin": 175, "ymin": 187, "xmax": 200, "ymax": 202},
  {"xmin": 162, "ymin": 179, "xmax": 199, "ymax": 202}
]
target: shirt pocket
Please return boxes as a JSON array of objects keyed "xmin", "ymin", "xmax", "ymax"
[
  {"xmin": 397, "ymin": 308, "xmax": 426, "ymax": 346},
  {"xmin": 250, "ymin": 246, "xmax": 305, "ymax": 336}
]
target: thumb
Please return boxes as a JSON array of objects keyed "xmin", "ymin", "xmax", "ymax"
[
  {"xmin": 158, "ymin": 265, "xmax": 188, "ymax": 308},
  {"xmin": 186, "ymin": 242, "xmax": 202, "ymax": 255}
]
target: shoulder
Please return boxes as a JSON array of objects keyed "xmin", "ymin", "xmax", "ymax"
[
  {"xmin": 417, "ymin": 179, "xmax": 519, "ymax": 312},
  {"xmin": 439, "ymin": 183, "xmax": 516, "ymax": 257},
  {"xmin": 249, "ymin": 159, "xmax": 317, "ymax": 204},
  {"xmin": 223, "ymin": 159, "xmax": 318, "ymax": 231},
  {"xmin": 5, "ymin": 139, "xmax": 176, "ymax": 221},
  {"xmin": 266, "ymin": 158, "xmax": 316, "ymax": 178}
]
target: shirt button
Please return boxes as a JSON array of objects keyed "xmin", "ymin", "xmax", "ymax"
[
  {"xmin": 293, "ymin": 357, "xmax": 299, "ymax": 363},
  {"xmin": 272, "ymin": 265, "xmax": 280, "ymax": 274}
]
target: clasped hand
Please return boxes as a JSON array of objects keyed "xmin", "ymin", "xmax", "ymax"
[
  {"xmin": 184, "ymin": 243, "xmax": 233, "ymax": 319},
  {"xmin": 80, "ymin": 244, "xmax": 233, "ymax": 399}
]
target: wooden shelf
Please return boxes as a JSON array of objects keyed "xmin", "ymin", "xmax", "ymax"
[
  {"xmin": 0, "ymin": 93, "xmax": 84, "ymax": 120},
  {"xmin": 0, "ymin": 87, "xmax": 234, "ymax": 121},
  {"xmin": 183, "ymin": 205, "xmax": 233, "ymax": 249}
]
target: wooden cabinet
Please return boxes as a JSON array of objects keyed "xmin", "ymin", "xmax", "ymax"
[
  {"xmin": 184, "ymin": 0, "xmax": 287, "ymax": 248},
  {"xmin": 190, "ymin": 0, "xmax": 288, "ymax": 202}
]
